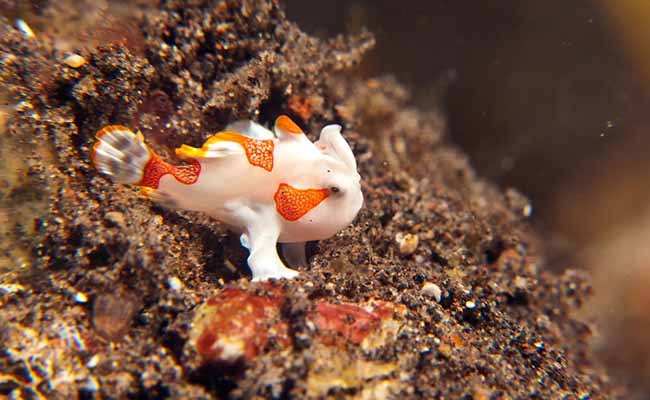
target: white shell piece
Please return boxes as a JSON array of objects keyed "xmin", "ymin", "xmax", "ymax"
[{"xmin": 16, "ymin": 19, "xmax": 35, "ymax": 38}]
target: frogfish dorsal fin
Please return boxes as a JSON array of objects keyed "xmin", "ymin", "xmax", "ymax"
[
  {"xmin": 224, "ymin": 120, "xmax": 275, "ymax": 140},
  {"xmin": 175, "ymin": 131, "xmax": 275, "ymax": 172},
  {"xmin": 274, "ymin": 115, "xmax": 311, "ymax": 144}
]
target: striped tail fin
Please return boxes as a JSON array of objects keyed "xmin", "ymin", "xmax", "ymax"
[
  {"xmin": 91, "ymin": 125, "xmax": 201, "ymax": 204},
  {"xmin": 92, "ymin": 125, "xmax": 151, "ymax": 184}
]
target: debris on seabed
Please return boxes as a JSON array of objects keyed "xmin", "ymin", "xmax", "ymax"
[
  {"xmin": 421, "ymin": 282, "xmax": 442, "ymax": 302},
  {"xmin": 395, "ymin": 232, "xmax": 419, "ymax": 255},
  {"xmin": 167, "ymin": 276, "xmax": 182, "ymax": 291},
  {"xmin": 15, "ymin": 19, "xmax": 35, "ymax": 38},
  {"xmin": 104, "ymin": 211, "xmax": 126, "ymax": 227},
  {"xmin": 513, "ymin": 276, "xmax": 528, "ymax": 290},
  {"xmin": 0, "ymin": 283, "xmax": 25, "ymax": 294},
  {"xmin": 74, "ymin": 291, "xmax": 88, "ymax": 303},
  {"xmin": 92, "ymin": 289, "xmax": 140, "ymax": 341},
  {"xmin": 86, "ymin": 354, "xmax": 100, "ymax": 369},
  {"xmin": 64, "ymin": 54, "xmax": 86, "ymax": 68}
]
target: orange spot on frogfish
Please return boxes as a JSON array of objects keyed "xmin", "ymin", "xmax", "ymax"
[
  {"xmin": 138, "ymin": 152, "xmax": 200, "ymax": 189},
  {"xmin": 241, "ymin": 138, "xmax": 274, "ymax": 171},
  {"xmin": 204, "ymin": 131, "xmax": 275, "ymax": 171},
  {"xmin": 274, "ymin": 183, "xmax": 329, "ymax": 221}
]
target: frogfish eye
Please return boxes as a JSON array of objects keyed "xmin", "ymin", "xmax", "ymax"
[{"xmin": 330, "ymin": 186, "xmax": 340, "ymax": 194}]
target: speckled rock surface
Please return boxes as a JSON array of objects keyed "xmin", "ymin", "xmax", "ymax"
[{"xmin": 0, "ymin": 1, "xmax": 618, "ymax": 399}]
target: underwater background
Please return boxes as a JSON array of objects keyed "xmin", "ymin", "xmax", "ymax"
[{"xmin": 1, "ymin": 0, "xmax": 648, "ymax": 398}]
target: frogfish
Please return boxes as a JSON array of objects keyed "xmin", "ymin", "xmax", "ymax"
[{"xmin": 91, "ymin": 115, "xmax": 363, "ymax": 281}]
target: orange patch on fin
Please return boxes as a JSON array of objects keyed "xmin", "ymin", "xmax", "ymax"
[
  {"xmin": 274, "ymin": 183, "xmax": 329, "ymax": 221},
  {"xmin": 275, "ymin": 115, "xmax": 303, "ymax": 134},
  {"xmin": 175, "ymin": 145, "xmax": 207, "ymax": 159},
  {"xmin": 181, "ymin": 131, "xmax": 274, "ymax": 171},
  {"xmin": 138, "ymin": 152, "xmax": 201, "ymax": 189}
]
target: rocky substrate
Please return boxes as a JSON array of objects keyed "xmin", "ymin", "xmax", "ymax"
[{"xmin": 0, "ymin": 1, "xmax": 617, "ymax": 398}]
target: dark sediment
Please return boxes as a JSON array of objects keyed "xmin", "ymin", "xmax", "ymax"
[{"xmin": 0, "ymin": 1, "xmax": 618, "ymax": 399}]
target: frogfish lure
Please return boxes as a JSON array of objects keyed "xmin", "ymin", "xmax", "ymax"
[{"xmin": 91, "ymin": 115, "xmax": 363, "ymax": 281}]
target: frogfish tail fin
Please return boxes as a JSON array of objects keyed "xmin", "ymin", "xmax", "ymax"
[{"xmin": 92, "ymin": 125, "xmax": 151, "ymax": 185}]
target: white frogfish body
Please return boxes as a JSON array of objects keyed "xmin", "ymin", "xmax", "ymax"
[{"xmin": 92, "ymin": 115, "xmax": 363, "ymax": 281}]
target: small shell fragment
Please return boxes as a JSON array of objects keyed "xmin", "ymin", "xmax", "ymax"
[
  {"xmin": 74, "ymin": 291, "xmax": 88, "ymax": 303},
  {"xmin": 86, "ymin": 354, "xmax": 100, "ymax": 368},
  {"xmin": 167, "ymin": 276, "xmax": 182, "ymax": 291},
  {"xmin": 513, "ymin": 276, "xmax": 528, "ymax": 290},
  {"xmin": 16, "ymin": 19, "xmax": 35, "ymax": 38},
  {"xmin": 421, "ymin": 282, "xmax": 442, "ymax": 302},
  {"xmin": 396, "ymin": 232, "xmax": 419, "ymax": 255},
  {"xmin": 64, "ymin": 54, "xmax": 86, "ymax": 68},
  {"xmin": 104, "ymin": 211, "xmax": 126, "ymax": 227},
  {"xmin": 0, "ymin": 283, "xmax": 25, "ymax": 294}
]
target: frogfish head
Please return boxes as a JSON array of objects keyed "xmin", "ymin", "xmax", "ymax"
[{"xmin": 298, "ymin": 124, "xmax": 363, "ymax": 240}]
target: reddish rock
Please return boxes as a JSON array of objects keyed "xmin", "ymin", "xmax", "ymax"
[
  {"xmin": 311, "ymin": 300, "xmax": 400, "ymax": 346},
  {"xmin": 190, "ymin": 291, "xmax": 406, "ymax": 366},
  {"xmin": 191, "ymin": 288, "xmax": 287, "ymax": 363}
]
